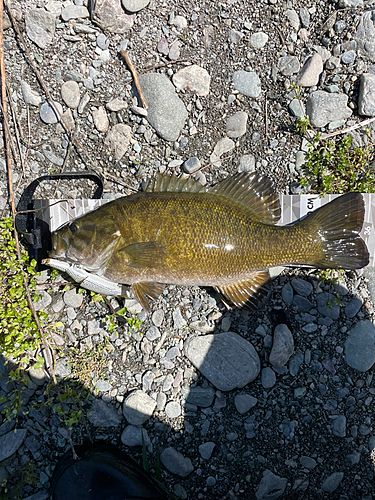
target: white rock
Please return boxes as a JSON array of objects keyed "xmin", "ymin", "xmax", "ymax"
[
  {"xmin": 92, "ymin": 106, "xmax": 110, "ymax": 133},
  {"xmin": 172, "ymin": 65, "xmax": 211, "ymax": 96},
  {"xmin": 61, "ymin": 81, "xmax": 80, "ymax": 109},
  {"xmin": 25, "ymin": 9, "xmax": 56, "ymax": 49},
  {"xmin": 21, "ymin": 81, "xmax": 41, "ymax": 107},
  {"xmin": 249, "ymin": 32, "xmax": 269, "ymax": 49},
  {"xmin": 104, "ymin": 124, "xmax": 132, "ymax": 161},
  {"xmin": 122, "ymin": 0, "xmax": 150, "ymax": 13},
  {"xmin": 226, "ymin": 111, "xmax": 248, "ymax": 138},
  {"xmin": 358, "ymin": 73, "xmax": 375, "ymax": 116},
  {"xmin": 123, "ymin": 390, "xmax": 156, "ymax": 425},
  {"xmin": 297, "ymin": 53, "xmax": 323, "ymax": 87}
]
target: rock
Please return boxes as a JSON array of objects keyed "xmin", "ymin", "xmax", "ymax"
[
  {"xmin": 39, "ymin": 101, "xmax": 63, "ymax": 124},
  {"xmin": 21, "ymin": 81, "xmax": 41, "ymax": 107},
  {"xmin": 34, "ymin": 291, "xmax": 52, "ymax": 311},
  {"xmin": 106, "ymin": 98, "xmax": 128, "ymax": 112},
  {"xmin": 278, "ymin": 56, "xmax": 300, "ymax": 76},
  {"xmin": 165, "ymin": 401, "xmax": 181, "ymax": 419},
  {"xmin": 122, "ymin": 0, "xmax": 150, "ymax": 12},
  {"xmin": 269, "ymin": 324, "xmax": 294, "ymax": 368},
  {"xmin": 282, "ymin": 283, "xmax": 294, "ymax": 304},
  {"xmin": 123, "ymin": 390, "xmax": 156, "ymax": 425},
  {"xmin": 297, "ymin": 53, "xmax": 323, "ymax": 87},
  {"xmin": 300, "ymin": 456, "xmax": 317, "ymax": 470},
  {"xmin": 345, "ymin": 320, "xmax": 375, "ymax": 372},
  {"xmin": 61, "ymin": 5, "xmax": 89, "ymax": 21},
  {"xmin": 172, "ymin": 65, "xmax": 211, "ymax": 96},
  {"xmin": 261, "ymin": 367, "xmax": 276, "ymax": 389},
  {"xmin": 234, "ymin": 393, "xmax": 257, "ymax": 414},
  {"xmin": 210, "ymin": 137, "xmax": 235, "ymax": 165},
  {"xmin": 229, "ymin": 29, "xmax": 244, "ymax": 45},
  {"xmin": 61, "ymin": 109, "xmax": 75, "ymax": 132},
  {"xmin": 92, "ymin": 106, "xmax": 110, "ymax": 133},
  {"xmin": 306, "ymin": 91, "xmax": 352, "ymax": 128},
  {"xmin": 104, "ymin": 124, "xmax": 132, "ymax": 161},
  {"xmin": 95, "ymin": 380, "xmax": 112, "ymax": 392},
  {"xmin": 146, "ymin": 326, "xmax": 161, "ymax": 341},
  {"xmin": 61, "ymin": 81, "xmax": 80, "ymax": 109},
  {"xmin": 160, "ymin": 447, "xmax": 193, "ymax": 477},
  {"xmin": 316, "ymin": 292, "xmax": 340, "ymax": 319},
  {"xmin": 358, "ymin": 73, "xmax": 375, "ymax": 117},
  {"xmin": 285, "ymin": 9, "xmax": 300, "ymax": 31},
  {"xmin": 186, "ymin": 386, "xmax": 215, "ymax": 407},
  {"xmin": 171, "ymin": 15, "xmax": 188, "ymax": 30},
  {"xmin": 183, "ymin": 157, "xmax": 201, "ymax": 174},
  {"xmin": 198, "ymin": 442, "xmax": 215, "ymax": 460},
  {"xmin": 291, "ymin": 278, "xmax": 312, "ymax": 297},
  {"xmin": 293, "ymin": 295, "xmax": 313, "ymax": 312},
  {"xmin": 63, "ymin": 288, "xmax": 83, "ymax": 308},
  {"xmin": 151, "ymin": 309, "xmax": 164, "ymax": 327},
  {"xmin": 91, "ymin": 0, "xmax": 134, "ymax": 33},
  {"xmin": 28, "ymin": 366, "xmax": 47, "ymax": 386},
  {"xmin": 249, "ymin": 32, "xmax": 268, "ymax": 49},
  {"xmin": 184, "ymin": 332, "xmax": 260, "ymax": 391},
  {"xmin": 288, "ymin": 99, "xmax": 305, "ymax": 118},
  {"xmin": 139, "ymin": 73, "xmax": 188, "ymax": 141},
  {"xmin": 339, "ymin": 0, "xmax": 363, "ymax": 6},
  {"xmin": 331, "ymin": 415, "xmax": 346, "ymax": 437},
  {"xmin": 173, "ymin": 308, "xmax": 187, "ymax": 329},
  {"xmin": 121, "ymin": 425, "xmax": 149, "ymax": 446},
  {"xmin": 356, "ymin": 10, "xmax": 375, "ymax": 62},
  {"xmin": 0, "ymin": 429, "xmax": 27, "ymax": 462},
  {"xmin": 87, "ymin": 399, "xmax": 122, "ymax": 427},
  {"xmin": 168, "ymin": 40, "xmax": 181, "ymax": 61},
  {"xmin": 321, "ymin": 472, "xmax": 344, "ymax": 493},
  {"xmin": 256, "ymin": 469, "xmax": 287, "ymax": 499},
  {"xmin": 232, "ymin": 70, "xmax": 261, "ymax": 98},
  {"xmin": 238, "ymin": 154, "xmax": 256, "ymax": 173},
  {"xmin": 226, "ymin": 111, "xmax": 248, "ymax": 139},
  {"xmin": 345, "ymin": 297, "xmax": 363, "ymax": 318},
  {"xmin": 25, "ymin": 9, "xmax": 56, "ymax": 49},
  {"xmin": 341, "ymin": 50, "xmax": 356, "ymax": 65}
]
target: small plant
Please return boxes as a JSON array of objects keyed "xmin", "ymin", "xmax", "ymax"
[
  {"xmin": 295, "ymin": 116, "xmax": 312, "ymax": 136},
  {"xmin": 299, "ymin": 134, "xmax": 375, "ymax": 194},
  {"xmin": 105, "ymin": 307, "xmax": 143, "ymax": 334},
  {"xmin": 317, "ymin": 268, "xmax": 345, "ymax": 285}
]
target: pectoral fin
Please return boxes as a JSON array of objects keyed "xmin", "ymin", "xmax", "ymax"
[
  {"xmin": 215, "ymin": 271, "xmax": 270, "ymax": 307},
  {"xmin": 132, "ymin": 282, "xmax": 165, "ymax": 310},
  {"xmin": 120, "ymin": 241, "xmax": 165, "ymax": 269}
]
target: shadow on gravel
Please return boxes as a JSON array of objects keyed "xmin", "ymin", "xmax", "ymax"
[{"xmin": 1, "ymin": 271, "xmax": 375, "ymax": 499}]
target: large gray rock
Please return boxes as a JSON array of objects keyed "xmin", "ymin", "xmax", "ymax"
[
  {"xmin": 232, "ymin": 70, "xmax": 261, "ymax": 98},
  {"xmin": 25, "ymin": 9, "xmax": 56, "ymax": 49},
  {"xmin": 297, "ymin": 53, "xmax": 323, "ymax": 87},
  {"xmin": 306, "ymin": 91, "xmax": 352, "ymax": 128},
  {"xmin": 256, "ymin": 469, "xmax": 287, "ymax": 499},
  {"xmin": 172, "ymin": 65, "xmax": 211, "ymax": 96},
  {"xmin": 356, "ymin": 10, "xmax": 375, "ymax": 62},
  {"xmin": 160, "ymin": 447, "xmax": 193, "ymax": 477},
  {"xmin": 87, "ymin": 399, "xmax": 122, "ymax": 427},
  {"xmin": 139, "ymin": 73, "xmax": 188, "ymax": 141},
  {"xmin": 358, "ymin": 73, "xmax": 375, "ymax": 116},
  {"xmin": 345, "ymin": 320, "xmax": 375, "ymax": 372},
  {"xmin": 269, "ymin": 324, "xmax": 294, "ymax": 368},
  {"xmin": 91, "ymin": 0, "xmax": 134, "ymax": 33},
  {"xmin": 184, "ymin": 332, "xmax": 260, "ymax": 391},
  {"xmin": 186, "ymin": 386, "xmax": 215, "ymax": 407},
  {"xmin": 123, "ymin": 390, "xmax": 156, "ymax": 425},
  {"xmin": 104, "ymin": 124, "xmax": 132, "ymax": 161},
  {"xmin": 0, "ymin": 429, "xmax": 27, "ymax": 462},
  {"xmin": 321, "ymin": 472, "xmax": 344, "ymax": 493}
]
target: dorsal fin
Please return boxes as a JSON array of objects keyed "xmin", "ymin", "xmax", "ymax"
[
  {"xmin": 145, "ymin": 174, "xmax": 205, "ymax": 193},
  {"xmin": 208, "ymin": 172, "xmax": 281, "ymax": 224}
]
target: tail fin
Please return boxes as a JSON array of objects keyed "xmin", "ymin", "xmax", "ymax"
[{"xmin": 299, "ymin": 193, "xmax": 369, "ymax": 270}]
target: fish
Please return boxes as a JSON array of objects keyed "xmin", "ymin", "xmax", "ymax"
[{"xmin": 48, "ymin": 172, "xmax": 369, "ymax": 310}]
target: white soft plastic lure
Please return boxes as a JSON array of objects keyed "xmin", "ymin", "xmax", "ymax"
[{"xmin": 43, "ymin": 258, "xmax": 125, "ymax": 296}]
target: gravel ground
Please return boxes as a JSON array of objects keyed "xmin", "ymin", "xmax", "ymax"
[{"xmin": 1, "ymin": 0, "xmax": 375, "ymax": 498}]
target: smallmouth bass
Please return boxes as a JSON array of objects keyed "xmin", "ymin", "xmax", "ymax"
[{"xmin": 49, "ymin": 172, "xmax": 369, "ymax": 309}]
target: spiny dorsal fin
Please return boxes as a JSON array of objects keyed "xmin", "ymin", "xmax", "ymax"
[
  {"xmin": 132, "ymin": 282, "xmax": 165, "ymax": 311},
  {"xmin": 215, "ymin": 270, "xmax": 270, "ymax": 307},
  {"xmin": 208, "ymin": 172, "xmax": 281, "ymax": 224},
  {"xmin": 145, "ymin": 174, "xmax": 205, "ymax": 193}
]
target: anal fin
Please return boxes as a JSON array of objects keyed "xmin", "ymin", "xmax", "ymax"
[
  {"xmin": 215, "ymin": 271, "xmax": 270, "ymax": 307},
  {"xmin": 132, "ymin": 282, "xmax": 165, "ymax": 311}
]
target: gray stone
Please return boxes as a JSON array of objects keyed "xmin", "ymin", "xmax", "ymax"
[
  {"xmin": 306, "ymin": 91, "xmax": 352, "ymax": 128},
  {"xmin": 121, "ymin": 425, "xmax": 149, "ymax": 446},
  {"xmin": 28, "ymin": 366, "xmax": 47, "ymax": 386},
  {"xmin": 198, "ymin": 442, "xmax": 215, "ymax": 460},
  {"xmin": 106, "ymin": 98, "xmax": 128, "ymax": 112},
  {"xmin": 234, "ymin": 393, "xmax": 257, "ymax": 414},
  {"xmin": 226, "ymin": 111, "xmax": 248, "ymax": 138},
  {"xmin": 249, "ymin": 32, "xmax": 269, "ymax": 49},
  {"xmin": 92, "ymin": 106, "xmax": 109, "ymax": 133},
  {"xmin": 278, "ymin": 56, "xmax": 300, "ymax": 76},
  {"xmin": 151, "ymin": 309, "xmax": 164, "ymax": 327},
  {"xmin": 40, "ymin": 101, "xmax": 63, "ymax": 124},
  {"xmin": 172, "ymin": 65, "xmax": 211, "ymax": 96},
  {"xmin": 146, "ymin": 326, "xmax": 161, "ymax": 341},
  {"xmin": 341, "ymin": 50, "xmax": 356, "ymax": 65},
  {"xmin": 345, "ymin": 320, "xmax": 375, "ymax": 372},
  {"xmin": 269, "ymin": 324, "xmax": 294, "ymax": 368},
  {"xmin": 344, "ymin": 297, "xmax": 363, "ymax": 318},
  {"xmin": 92, "ymin": 0, "xmax": 134, "ymax": 33},
  {"xmin": 299, "ymin": 7, "xmax": 310, "ymax": 27},
  {"xmin": 316, "ymin": 292, "xmax": 340, "ymax": 319},
  {"xmin": 183, "ymin": 157, "xmax": 201, "ymax": 174},
  {"xmin": 186, "ymin": 386, "xmax": 215, "ymax": 407},
  {"xmin": 61, "ymin": 81, "xmax": 80, "ymax": 109},
  {"xmin": 122, "ymin": 0, "xmax": 150, "ymax": 12},
  {"xmin": 297, "ymin": 53, "xmax": 323, "ymax": 87},
  {"xmin": 331, "ymin": 415, "xmax": 347, "ymax": 437},
  {"xmin": 184, "ymin": 332, "xmax": 260, "ymax": 391},
  {"xmin": 232, "ymin": 70, "xmax": 261, "ymax": 98},
  {"xmin": 288, "ymin": 352, "xmax": 304, "ymax": 376},
  {"xmin": 256, "ymin": 469, "xmax": 287, "ymax": 499},
  {"xmin": 21, "ymin": 81, "xmax": 42, "ymax": 107},
  {"xmin": 123, "ymin": 390, "xmax": 156, "ymax": 425},
  {"xmin": 321, "ymin": 472, "xmax": 344, "ymax": 493},
  {"xmin": 25, "ymin": 9, "xmax": 56, "ymax": 49},
  {"xmin": 285, "ymin": 9, "xmax": 300, "ymax": 31},
  {"xmin": 300, "ymin": 456, "xmax": 317, "ymax": 469},
  {"xmin": 95, "ymin": 379, "xmax": 112, "ymax": 392},
  {"xmin": 104, "ymin": 124, "xmax": 132, "ymax": 161},
  {"xmin": 0, "ymin": 429, "xmax": 27, "ymax": 462},
  {"xmin": 339, "ymin": 0, "xmax": 363, "ymax": 6},
  {"xmin": 291, "ymin": 278, "xmax": 312, "ymax": 297},
  {"xmin": 63, "ymin": 288, "xmax": 84, "ymax": 308},
  {"xmin": 210, "ymin": 137, "xmax": 235, "ymax": 166},
  {"xmin": 160, "ymin": 447, "xmax": 193, "ymax": 477},
  {"xmin": 61, "ymin": 5, "xmax": 89, "ymax": 21},
  {"xmin": 356, "ymin": 10, "xmax": 375, "ymax": 62},
  {"xmin": 238, "ymin": 154, "xmax": 255, "ymax": 173},
  {"xmin": 165, "ymin": 401, "xmax": 181, "ymax": 419},
  {"xmin": 358, "ymin": 73, "xmax": 375, "ymax": 117},
  {"xmin": 139, "ymin": 73, "xmax": 188, "ymax": 141},
  {"xmin": 229, "ymin": 29, "xmax": 244, "ymax": 44},
  {"xmin": 288, "ymin": 99, "xmax": 305, "ymax": 118},
  {"xmin": 282, "ymin": 283, "xmax": 294, "ymax": 305},
  {"xmin": 261, "ymin": 367, "xmax": 276, "ymax": 389},
  {"xmin": 54, "ymin": 358, "xmax": 71, "ymax": 378},
  {"xmin": 173, "ymin": 308, "xmax": 187, "ymax": 329},
  {"xmin": 87, "ymin": 399, "xmax": 121, "ymax": 427},
  {"xmin": 34, "ymin": 291, "xmax": 52, "ymax": 311}
]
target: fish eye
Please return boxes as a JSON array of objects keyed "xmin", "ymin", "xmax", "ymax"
[{"xmin": 69, "ymin": 222, "xmax": 79, "ymax": 233}]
